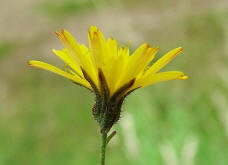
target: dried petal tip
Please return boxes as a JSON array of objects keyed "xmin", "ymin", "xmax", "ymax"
[
  {"xmin": 28, "ymin": 60, "xmax": 37, "ymax": 67},
  {"xmin": 61, "ymin": 29, "xmax": 65, "ymax": 34},
  {"xmin": 55, "ymin": 31, "xmax": 60, "ymax": 36},
  {"xmin": 28, "ymin": 61, "xmax": 33, "ymax": 66},
  {"xmin": 178, "ymin": 47, "xmax": 183, "ymax": 51},
  {"xmin": 146, "ymin": 43, "xmax": 150, "ymax": 48}
]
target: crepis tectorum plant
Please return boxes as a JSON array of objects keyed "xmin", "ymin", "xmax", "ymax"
[{"xmin": 29, "ymin": 26, "xmax": 188, "ymax": 165}]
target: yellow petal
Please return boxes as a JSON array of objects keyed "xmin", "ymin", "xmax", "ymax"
[
  {"xmin": 144, "ymin": 47, "xmax": 183, "ymax": 77},
  {"xmin": 29, "ymin": 27, "xmax": 188, "ymax": 96},
  {"xmin": 134, "ymin": 46, "xmax": 159, "ymax": 79},
  {"xmin": 88, "ymin": 26, "xmax": 107, "ymax": 69},
  {"xmin": 88, "ymin": 26, "xmax": 121, "ymax": 92},
  {"xmin": 116, "ymin": 43, "xmax": 148, "ymax": 86},
  {"xmin": 80, "ymin": 44, "xmax": 89, "ymax": 55},
  {"xmin": 116, "ymin": 44, "xmax": 158, "ymax": 90},
  {"xmin": 52, "ymin": 48, "xmax": 83, "ymax": 77},
  {"xmin": 134, "ymin": 71, "xmax": 188, "ymax": 88},
  {"xmin": 108, "ymin": 46, "xmax": 129, "ymax": 95},
  {"xmin": 28, "ymin": 60, "xmax": 92, "ymax": 90},
  {"xmin": 57, "ymin": 30, "xmax": 85, "ymax": 65},
  {"xmin": 57, "ymin": 30, "xmax": 99, "ymax": 88},
  {"xmin": 103, "ymin": 38, "xmax": 118, "ymax": 86},
  {"xmin": 57, "ymin": 30, "xmax": 92, "ymax": 68}
]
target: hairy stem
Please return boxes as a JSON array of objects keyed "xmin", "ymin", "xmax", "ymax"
[{"xmin": 100, "ymin": 132, "xmax": 107, "ymax": 165}]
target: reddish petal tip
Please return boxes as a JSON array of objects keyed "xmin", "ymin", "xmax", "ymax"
[
  {"xmin": 146, "ymin": 43, "xmax": 150, "ymax": 48},
  {"xmin": 61, "ymin": 29, "xmax": 65, "ymax": 35},
  {"xmin": 55, "ymin": 31, "xmax": 60, "ymax": 36}
]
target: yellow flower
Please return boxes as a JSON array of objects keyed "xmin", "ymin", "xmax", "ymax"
[{"xmin": 29, "ymin": 26, "xmax": 188, "ymax": 132}]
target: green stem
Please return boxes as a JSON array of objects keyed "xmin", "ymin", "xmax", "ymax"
[{"xmin": 101, "ymin": 132, "xmax": 107, "ymax": 165}]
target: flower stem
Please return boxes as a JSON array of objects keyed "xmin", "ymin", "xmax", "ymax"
[{"xmin": 101, "ymin": 131, "xmax": 107, "ymax": 165}]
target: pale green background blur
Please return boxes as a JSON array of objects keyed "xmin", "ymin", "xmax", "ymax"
[{"xmin": 0, "ymin": 0, "xmax": 228, "ymax": 165}]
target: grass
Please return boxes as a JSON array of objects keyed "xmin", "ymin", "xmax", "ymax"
[
  {"xmin": 0, "ymin": 42, "xmax": 14, "ymax": 61},
  {"xmin": 37, "ymin": 0, "xmax": 98, "ymax": 19}
]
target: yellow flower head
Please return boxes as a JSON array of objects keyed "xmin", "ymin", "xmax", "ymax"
[{"xmin": 29, "ymin": 26, "xmax": 188, "ymax": 132}]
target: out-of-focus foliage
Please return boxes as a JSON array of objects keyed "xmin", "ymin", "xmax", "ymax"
[
  {"xmin": 37, "ymin": 0, "xmax": 96, "ymax": 18},
  {"xmin": 0, "ymin": 42, "xmax": 14, "ymax": 60},
  {"xmin": 0, "ymin": 0, "xmax": 228, "ymax": 165}
]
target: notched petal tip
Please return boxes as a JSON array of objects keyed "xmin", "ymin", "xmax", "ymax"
[
  {"xmin": 28, "ymin": 60, "xmax": 33, "ymax": 66},
  {"xmin": 28, "ymin": 60, "xmax": 37, "ymax": 67},
  {"xmin": 61, "ymin": 29, "xmax": 65, "ymax": 34},
  {"xmin": 55, "ymin": 30, "xmax": 66, "ymax": 38},
  {"xmin": 146, "ymin": 43, "xmax": 150, "ymax": 48},
  {"xmin": 52, "ymin": 49, "xmax": 57, "ymax": 53},
  {"xmin": 89, "ymin": 25, "xmax": 98, "ymax": 33},
  {"xmin": 55, "ymin": 31, "xmax": 60, "ymax": 36},
  {"xmin": 90, "ymin": 25, "xmax": 98, "ymax": 30},
  {"xmin": 28, "ymin": 60, "xmax": 47, "ymax": 69},
  {"xmin": 181, "ymin": 75, "xmax": 189, "ymax": 80},
  {"xmin": 93, "ymin": 31, "xmax": 98, "ymax": 38},
  {"xmin": 150, "ymin": 47, "xmax": 160, "ymax": 54},
  {"xmin": 55, "ymin": 31, "xmax": 64, "ymax": 40},
  {"xmin": 177, "ymin": 72, "xmax": 188, "ymax": 80},
  {"xmin": 60, "ymin": 29, "xmax": 70, "ymax": 38},
  {"xmin": 177, "ymin": 47, "xmax": 183, "ymax": 53}
]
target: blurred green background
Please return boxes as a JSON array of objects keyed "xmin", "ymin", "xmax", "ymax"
[{"xmin": 0, "ymin": 0, "xmax": 228, "ymax": 164}]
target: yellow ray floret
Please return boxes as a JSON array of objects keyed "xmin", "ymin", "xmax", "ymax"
[
  {"xmin": 29, "ymin": 26, "xmax": 188, "ymax": 96},
  {"xmin": 29, "ymin": 60, "xmax": 92, "ymax": 90},
  {"xmin": 133, "ymin": 71, "xmax": 188, "ymax": 88}
]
